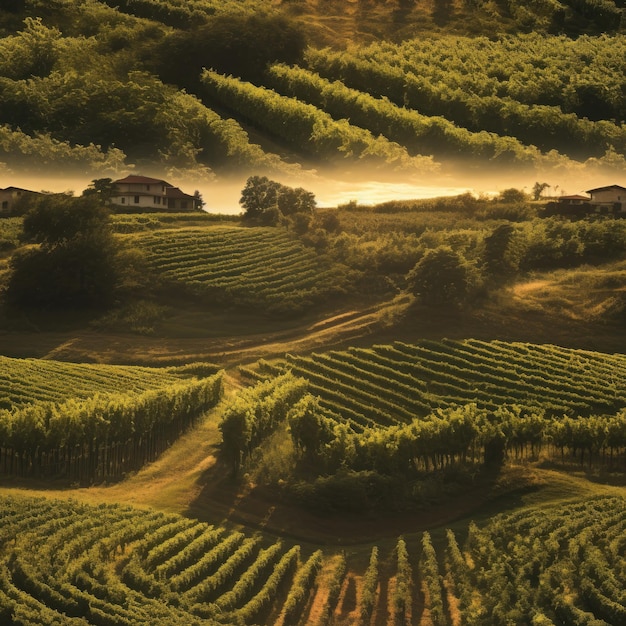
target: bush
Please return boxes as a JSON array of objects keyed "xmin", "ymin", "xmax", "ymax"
[
  {"xmin": 289, "ymin": 470, "xmax": 406, "ymax": 513},
  {"xmin": 156, "ymin": 13, "xmax": 306, "ymax": 89},
  {"xmin": 407, "ymin": 245, "xmax": 471, "ymax": 307}
]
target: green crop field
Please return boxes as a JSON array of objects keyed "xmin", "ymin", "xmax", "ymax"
[
  {"xmin": 2, "ymin": 1, "xmax": 626, "ymax": 624},
  {"xmin": 0, "ymin": 355, "xmax": 208, "ymax": 409}
]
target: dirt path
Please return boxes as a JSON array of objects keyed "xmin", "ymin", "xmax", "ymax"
[{"xmin": 0, "ymin": 299, "xmax": 406, "ymax": 366}]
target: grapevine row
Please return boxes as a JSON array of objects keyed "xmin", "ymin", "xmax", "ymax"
[
  {"xmin": 1, "ymin": 494, "xmax": 624, "ymax": 624},
  {"xmin": 273, "ymin": 339, "xmax": 626, "ymax": 426},
  {"xmin": 135, "ymin": 226, "xmax": 349, "ymax": 312},
  {"xmin": 267, "ymin": 63, "xmax": 545, "ymax": 167},
  {"xmin": 200, "ymin": 69, "xmax": 436, "ymax": 172},
  {"xmin": 305, "ymin": 41, "xmax": 626, "ymax": 160},
  {"xmin": 0, "ymin": 373, "xmax": 223, "ymax": 483}
]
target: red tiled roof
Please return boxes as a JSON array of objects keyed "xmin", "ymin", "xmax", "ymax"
[
  {"xmin": 165, "ymin": 187, "xmax": 195, "ymax": 200},
  {"xmin": 113, "ymin": 175, "xmax": 172, "ymax": 186},
  {"xmin": 559, "ymin": 195, "xmax": 590, "ymax": 201}
]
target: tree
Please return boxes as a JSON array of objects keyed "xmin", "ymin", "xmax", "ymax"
[
  {"xmin": 239, "ymin": 175, "xmax": 282, "ymax": 222},
  {"xmin": 6, "ymin": 194, "xmax": 119, "ymax": 308},
  {"xmin": 498, "ymin": 188, "xmax": 528, "ymax": 203},
  {"xmin": 82, "ymin": 178, "xmax": 115, "ymax": 203},
  {"xmin": 193, "ymin": 190, "xmax": 205, "ymax": 210},
  {"xmin": 532, "ymin": 182, "xmax": 550, "ymax": 201},
  {"xmin": 239, "ymin": 176, "xmax": 317, "ymax": 225},
  {"xmin": 407, "ymin": 246, "xmax": 471, "ymax": 307},
  {"xmin": 483, "ymin": 223, "xmax": 519, "ymax": 278},
  {"xmin": 219, "ymin": 400, "xmax": 253, "ymax": 476},
  {"xmin": 288, "ymin": 395, "xmax": 333, "ymax": 461},
  {"xmin": 277, "ymin": 187, "xmax": 316, "ymax": 216}
]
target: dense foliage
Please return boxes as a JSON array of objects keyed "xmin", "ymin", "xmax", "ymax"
[
  {"xmin": 239, "ymin": 175, "xmax": 316, "ymax": 225},
  {"xmin": 6, "ymin": 194, "xmax": 118, "ymax": 307},
  {"xmin": 1, "ymin": 1, "xmax": 624, "ymax": 177},
  {"xmin": 310, "ymin": 201, "xmax": 626, "ymax": 295}
]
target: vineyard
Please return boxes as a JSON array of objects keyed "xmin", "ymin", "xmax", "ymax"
[
  {"xmin": 0, "ymin": 356, "xmax": 215, "ymax": 409},
  {"xmin": 302, "ymin": 33, "xmax": 626, "ymax": 161},
  {"xmin": 249, "ymin": 339, "xmax": 626, "ymax": 426},
  {"xmin": 197, "ymin": 31, "xmax": 626, "ymax": 175},
  {"xmin": 3, "ymin": 1, "xmax": 626, "ymax": 623},
  {"xmin": 0, "ymin": 356, "xmax": 223, "ymax": 483},
  {"xmin": 2, "ymin": 1, "xmax": 626, "ymax": 176},
  {"xmin": 132, "ymin": 225, "xmax": 353, "ymax": 313},
  {"xmin": 0, "ymin": 493, "xmax": 624, "ymax": 625},
  {"xmin": 222, "ymin": 340, "xmax": 626, "ymax": 483}
]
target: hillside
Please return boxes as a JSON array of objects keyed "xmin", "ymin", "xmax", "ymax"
[
  {"xmin": 2, "ymin": 2, "xmax": 626, "ymax": 624},
  {"xmin": 1, "ymin": 202, "xmax": 626, "ymax": 622}
]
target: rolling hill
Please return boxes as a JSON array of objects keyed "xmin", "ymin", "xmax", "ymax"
[{"xmin": 1, "ymin": 2, "xmax": 626, "ymax": 624}]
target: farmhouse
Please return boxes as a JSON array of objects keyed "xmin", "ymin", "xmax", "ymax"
[
  {"xmin": 0, "ymin": 186, "xmax": 41, "ymax": 214},
  {"xmin": 557, "ymin": 194, "xmax": 591, "ymax": 206},
  {"xmin": 586, "ymin": 184, "xmax": 626, "ymax": 211},
  {"xmin": 544, "ymin": 184, "xmax": 626, "ymax": 217},
  {"xmin": 110, "ymin": 175, "xmax": 201, "ymax": 211}
]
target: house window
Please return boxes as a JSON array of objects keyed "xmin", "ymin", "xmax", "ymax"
[
  {"xmin": 146, "ymin": 185, "xmax": 150, "ymax": 190},
  {"xmin": 121, "ymin": 197, "xmax": 126, "ymax": 204},
  {"xmin": 1, "ymin": 201, "xmax": 8, "ymax": 210},
  {"xmin": 134, "ymin": 196, "xmax": 140, "ymax": 204},
  {"xmin": 181, "ymin": 201, "xmax": 187, "ymax": 209}
]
